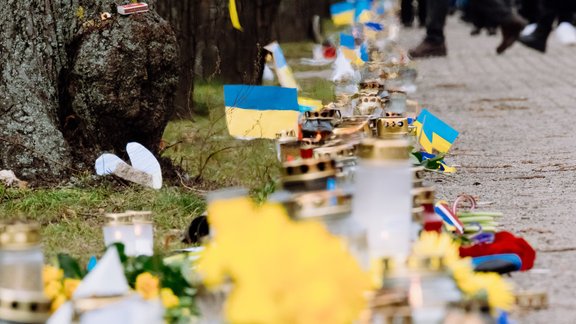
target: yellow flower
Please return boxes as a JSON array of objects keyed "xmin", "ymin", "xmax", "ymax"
[
  {"xmin": 198, "ymin": 197, "xmax": 371, "ymax": 324},
  {"xmin": 160, "ymin": 288, "xmax": 179, "ymax": 309},
  {"xmin": 44, "ymin": 280, "xmax": 63, "ymax": 299},
  {"xmin": 51, "ymin": 294, "xmax": 67, "ymax": 312},
  {"xmin": 411, "ymin": 232, "xmax": 515, "ymax": 311},
  {"xmin": 43, "ymin": 265, "xmax": 63, "ymax": 286},
  {"xmin": 63, "ymin": 279, "xmax": 81, "ymax": 299},
  {"xmin": 135, "ymin": 272, "xmax": 160, "ymax": 300}
]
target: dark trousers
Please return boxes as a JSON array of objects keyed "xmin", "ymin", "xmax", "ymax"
[
  {"xmin": 425, "ymin": 0, "xmax": 450, "ymax": 44},
  {"xmin": 468, "ymin": 0, "xmax": 515, "ymax": 26},
  {"xmin": 518, "ymin": 0, "xmax": 540, "ymax": 23},
  {"xmin": 537, "ymin": 0, "xmax": 576, "ymax": 32},
  {"xmin": 401, "ymin": 0, "xmax": 427, "ymax": 26}
]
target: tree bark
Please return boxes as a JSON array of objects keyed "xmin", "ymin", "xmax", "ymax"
[
  {"xmin": 273, "ymin": 0, "xmax": 331, "ymax": 42},
  {"xmin": 158, "ymin": 0, "xmax": 281, "ymax": 97},
  {"xmin": 0, "ymin": 0, "xmax": 178, "ymax": 183}
]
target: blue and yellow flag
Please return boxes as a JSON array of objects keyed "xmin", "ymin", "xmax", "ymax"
[
  {"xmin": 355, "ymin": 0, "xmax": 372, "ymax": 23},
  {"xmin": 331, "ymin": 2, "xmax": 355, "ymax": 26},
  {"xmin": 264, "ymin": 42, "xmax": 299, "ymax": 89},
  {"xmin": 413, "ymin": 109, "xmax": 459, "ymax": 153},
  {"xmin": 224, "ymin": 85, "xmax": 300, "ymax": 139},
  {"xmin": 340, "ymin": 33, "xmax": 364, "ymax": 65}
]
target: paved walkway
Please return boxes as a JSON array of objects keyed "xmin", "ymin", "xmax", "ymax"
[{"xmin": 401, "ymin": 17, "xmax": 576, "ymax": 323}]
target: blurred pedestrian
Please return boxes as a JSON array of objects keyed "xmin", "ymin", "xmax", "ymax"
[
  {"xmin": 409, "ymin": 0, "xmax": 526, "ymax": 58},
  {"xmin": 401, "ymin": 0, "xmax": 427, "ymax": 27},
  {"xmin": 519, "ymin": 0, "xmax": 576, "ymax": 52},
  {"xmin": 468, "ymin": 0, "xmax": 527, "ymax": 54}
]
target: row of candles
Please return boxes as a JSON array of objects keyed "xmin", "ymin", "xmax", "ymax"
[{"xmin": 0, "ymin": 211, "xmax": 155, "ymax": 323}]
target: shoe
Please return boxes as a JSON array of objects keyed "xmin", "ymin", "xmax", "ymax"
[
  {"xmin": 487, "ymin": 27, "xmax": 497, "ymax": 36},
  {"xmin": 408, "ymin": 40, "xmax": 447, "ymax": 58},
  {"xmin": 519, "ymin": 26, "xmax": 550, "ymax": 53},
  {"xmin": 497, "ymin": 16, "xmax": 527, "ymax": 54},
  {"xmin": 555, "ymin": 22, "xmax": 576, "ymax": 45},
  {"xmin": 470, "ymin": 27, "xmax": 481, "ymax": 36}
]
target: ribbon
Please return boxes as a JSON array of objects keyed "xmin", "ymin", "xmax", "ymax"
[{"xmin": 229, "ymin": 0, "xmax": 243, "ymax": 31}]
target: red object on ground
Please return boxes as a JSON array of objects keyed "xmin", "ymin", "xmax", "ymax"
[
  {"xmin": 459, "ymin": 231, "xmax": 536, "ymax": 271},
  {"xmin": 323, "ymin": 46, "xmax": 336, "ymax": 59},
  {"xmin": 300, "ymin": 148, "xmax": 314, "ymax": 159},
  {"xmin": 422, "ymin": 203, "xmax": 443, "ymax": 233}
]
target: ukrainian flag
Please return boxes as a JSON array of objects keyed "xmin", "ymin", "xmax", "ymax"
[
  {"xmin": 224, "ymin": 85, "xmax": 300, "ymax": 139},
  {"xmin": 355, "ymin": 0, "xmax": 373, "ymax": 23},
  {"xmin": 264, "ymin": 42, "xmax": 299, "ymax": 89},
  {"xmin": 413, "ymin": 109, "xmax": 459, "ymax": 153},
  {"xmin": 331, "ymin": 1, "xmax": 355, "ymax": 26},
  {"xmin": 298, "ymin": 97, "xmax": 323, "ymax": 112},
  {"xmin": 340, "ymin": 33, "xmax": 364, "ymax": 65},
  {"xmin": 364, "ymin": 21, "xmax": 383, "ymax": 40}
]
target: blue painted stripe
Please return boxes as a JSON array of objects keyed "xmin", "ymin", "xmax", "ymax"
[
  {"xmin": 365, "ymin": 22, "xmax": 383, "ymax": 31},
  {"xmin": 330, "ymin": 1, "xmax": 354, "ymax": 15},
  {"xmin": 224, "ymin": 85, "xmax": 299, "ymax": 111},
  {"xmin": 340, "ymin": 33, "xmax": 355, "ymax": 49}
]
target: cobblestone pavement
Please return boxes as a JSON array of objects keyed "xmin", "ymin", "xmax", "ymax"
[{"xmin": 401, "ymin": 17, "xmax": 576, "ymax": 323}]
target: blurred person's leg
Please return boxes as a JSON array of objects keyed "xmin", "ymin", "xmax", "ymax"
[
  {"xmin": 409, "ymin": 0, "xmax": 450, "ymax": 58},
  {"xmin": 417, "ymin": 0, "xmax": 427, "ymax": 27},
  {"xmin": 401, "ymin": 0, "xmax": 415, "ymax": 27},
  {"xmin": 518, "ymin": 0, "xmax": 540, "ymax": 23},
  {"xmin": 519, "ymin": 0, "xmax": 560, "ymax": 52},
  {"xmin": 469, "ymin": 0, "xmax": 526, "ymax": 54}
]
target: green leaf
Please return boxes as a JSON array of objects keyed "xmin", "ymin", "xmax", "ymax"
[{"xmin": 57, "ymin": 253, "xmax": 86, "ymax": 279}]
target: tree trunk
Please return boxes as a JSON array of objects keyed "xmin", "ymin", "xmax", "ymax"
[
  {"xmin": 158, "ymin": 0, "xmax": 281, "ymax": 94},
  {"xmin": 0, "ymin": 0, "xmax": 179, "ymax": 183},
  {"xmin": 274, "ymin": 0, "xmax": 331, "ymax": 42}
]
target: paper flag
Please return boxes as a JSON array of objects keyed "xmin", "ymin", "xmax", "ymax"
[
  {"xmin": 298, "ymin": 97, "xmax": 323, "ymax": 112},
  {"xmin": 330, "ymin": 2, "xmax": 355, "ymax": 26},
  {"xmin": 95, "ymin": 143, "xmax": 162, "ymax": 189},
  {"xmin": 340, "ymin": 33, "xmax": 364, "ymax": 65},
  {"xmin": 435, "ymin": 201, "xmax": 464, "ymax": 234},
  {"xmin": 74, "ymin": 247, "xmax": 130, "ymax": 299},
  {"xmin": 354, "ymin": 0, "xmax": 372, "ymax": 23},
  {"xmin": 229, "ymin": 0, "xmax": 243, "ymax": 31},
  {"xmin": 224, "ymin": 85, "xmax": 300, "ymax": 139},
  {"xmin": 413, "ymin": 109, "xmax": 459, "ymax": 154},
  {"xmin": 264, "ymin": 42, "xmax": 299, "ymax": 89}
]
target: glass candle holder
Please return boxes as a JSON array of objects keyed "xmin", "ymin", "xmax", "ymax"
[
  {"xmin": 131, "ymin": 211, "xmax": 154, "ymax": 257},
  {"xmin": 0, "ymin": 222, "xmax": 51, "ymax": 324},
  {"xmin": 387, "ymin": 91, "xmax": 407, "ymax": 116},
  {"xmin": 103, "ymin": 213, "xmax": 136, "ymax": 256},
  {"xmin": 409, "ymin": 257, "xmax": 462, "ymax": 324},
  {"xmin": 352, "ymin": 138, "xmax": 412, "ymax": 268}
]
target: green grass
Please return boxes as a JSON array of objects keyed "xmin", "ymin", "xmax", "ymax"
[
  {"xmin": 0, "ymin": 184, "xmax": 205, "ymax": 260},
  {"xmin": 0, "ymin": 40, "xmax": 338, "ymax": 260}
]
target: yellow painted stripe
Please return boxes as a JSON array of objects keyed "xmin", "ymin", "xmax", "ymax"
[
  {"xmin": 332, "ymin": 11, "xmax": 354, "ymax": 26},
  {"xmin": 225, "ymin": 107, "xmax": 299, "ymax": 139}
]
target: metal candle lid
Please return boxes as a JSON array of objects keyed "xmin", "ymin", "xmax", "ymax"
[
  {"xmin": 376, "ymin": 117, "xmax": 409, "ymax": 138},
  {"xmin": 416, "ymin": 187, "xmax": 435, "ymax": 204},
  {"xmin": 129, "ymin": 211, "xmax": 153, "ymax": 223},
  {"xmin": 0, "ymin": 288, "xmax": 51, "ymax": 323},
  {"xmin": 284, "ymin": 190, "xmax": 353, "ymax": 220},
  {"xmin": 357, "ymin": 138, "xmax": 410, "ymax": 161},
  {"xmin": 313, "ymin": 143, "xmax": 356, "ymax": 160},
  {"xmin": 333, "ymin": 116, "xmax": 372, "ymax": 136},
  {"xmin": 282, "ymin": 158, "xmax": 337, "ymax": 182},
  {"xmin": 0, "ymin": 222, "xmax": 41, "ymax": 250}
]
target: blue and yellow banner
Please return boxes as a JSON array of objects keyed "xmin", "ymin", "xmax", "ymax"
[
  {"xmin": 330, "ymin": 2, "xmax": 355, "ymax": 26},
  {"xmin": 224, "ymin": 85, "xmax": 300, "ymax": 139},
  {"xmin": 413, "ymin": 109, "xmax": 459, "ymax": 154},
  {"xmin": 355, "ymin": 0, "xmax": 372, "ymax": 23}
]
